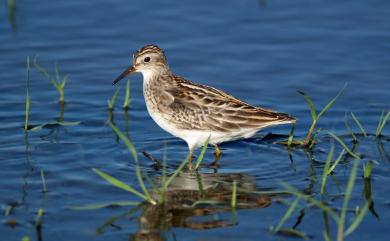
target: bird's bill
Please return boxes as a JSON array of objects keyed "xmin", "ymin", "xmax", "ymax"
[{"xmin": 112, "ymin": 65, "xmax": 135, "ymax": 85}]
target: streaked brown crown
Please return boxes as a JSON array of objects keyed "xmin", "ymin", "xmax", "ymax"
[{"xmin": 134, "ymin": 44, "xmax": 166, "ymax": 59}]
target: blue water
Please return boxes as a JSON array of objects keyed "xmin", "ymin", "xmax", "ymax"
[{"xmin": 1, "ymin": 0, "xmax": 389, "ymax": 240}]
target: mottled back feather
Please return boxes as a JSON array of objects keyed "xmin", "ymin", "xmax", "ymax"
[{"xmin": 159, "ymin": 75, "xmax": 295, "ymax": 132}]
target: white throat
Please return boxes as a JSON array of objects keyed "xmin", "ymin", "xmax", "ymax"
[{"xmin": 140, "ymin": 69, "xmax": 161, "ymax": 84}]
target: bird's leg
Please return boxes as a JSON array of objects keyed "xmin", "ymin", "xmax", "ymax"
[
  {"xmin": 206, "ymin": 144, "xmax": 221, "ymax": 168},
  {"xmin": 214, "ymin": 144, "xmax": 222, "ymax": 160}
]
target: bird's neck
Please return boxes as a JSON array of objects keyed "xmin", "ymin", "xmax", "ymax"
[{"xmin": 142, "ymin": 68, "xmax": 174, "ymax": 90}]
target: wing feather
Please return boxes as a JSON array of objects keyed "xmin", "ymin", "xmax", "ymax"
[{"xmin": 164, "ymin": 75, "xmax": 295, "ymax": 132}]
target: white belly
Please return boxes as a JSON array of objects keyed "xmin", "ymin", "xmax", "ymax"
[{"xmin": 144, "ymin": 97, "xmax": 260, "ymax": 151}]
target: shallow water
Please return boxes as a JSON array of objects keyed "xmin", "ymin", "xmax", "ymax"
[{"xmin": 1, "ymin": 0, "xmax": 389, "ymax": 240}]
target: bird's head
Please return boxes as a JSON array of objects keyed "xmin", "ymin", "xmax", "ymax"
[{"xmin": 112, "ymin": 44, "xmax": 169, "ymax": 85}]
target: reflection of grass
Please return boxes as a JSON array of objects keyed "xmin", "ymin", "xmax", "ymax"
[
  {"xmin": 24, "ymin": 56, "xmax": 31, "ymax": 131},
  {"xmin": 34, "ymin": 59, "xmax": 68, "ymax": 104},
  {"xmin": 7, "ymin": 0, "xmax": 17, "ymax": 30},
  {"xmin": 40, "ymin": 170, "xmax": 47, "ymax": 193},
  {"xmin": 274, "ymin": 143, "xmax": 369, "ymax": 241}
]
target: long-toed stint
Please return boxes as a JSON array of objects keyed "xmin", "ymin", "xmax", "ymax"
[{"xmin": 113, "ymin": 44, "xmax": 295, "ymax": 163}]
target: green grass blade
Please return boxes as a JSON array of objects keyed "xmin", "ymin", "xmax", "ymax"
[
  {"xmin": 61, "ymin": 75, "xmax": 69, "ymax": 88},
  {"xmin": 323, "ymin": 230, "xmax": 332, "ymax": 241},
  {"xmin": 297, "ymin": 90, "xmax": 317, "ymax": 121},
  {"xmin": 340, "ymin": 158, "xmax": 361, "ymax": 237},
  {"xmin": 280, "ymin": 182, "xmax": 340, "ymax": 223},
  {"xmin": 35, "ymin": 208, "xmax": 44, "ymax": 227},
  {"xmin": 271, "ymin": 197, "xmax": 300, "ymax": 232},
  {"xmin": 363, "ymin": 160, "xmax": 373, "ymax": 179},
  {"xmin": 24, "ymin": 56, "xmax": 30, "ymax": 131},
  {"xmin": 194, "ymin": 137, "xmax": 210, "ymax": 169},
  {"xmin": 108, "ymin": 88, "xmax": 120, "ymax": 110},
  {"xmin": 123, "ymin": 79, "xmax": 131, "ymax": 110},
  {"xmin": 328, "ymin": 132, "xmax": 360, "ymax": 159},
  {"xmin": 376, "ymin": 110, "xmax": 390, "ymax": 137},
  {"xmin": 21, "ymin": 236, "xmax": 30, "ymax": 241},
  {"xmin": 317, "ymin": 84, "xmax": 347, "ymax": 119},
  {"xmin": 287, "ymin": 122, "xmax": 296, "ymax": 147},
  {"xmin": 344, "ymin": 201, "xmax": 369, "ymax": 237},
  {"xmin": 320, "ymin": 145, "xmax": 334, "ymax": 194},
  {"xmin": 163, "ymin": 157, "xmax": 188, "ymax": 189},
  {"xmin": 350, "ymin": 112, "xmax": 367, "ymax": 137},
  {"xmin": 57, "ymin": 121, "xmax": 81, "ymax": 126},
  {"xmin": 231, "ymin": 180, "xmax": 237, "ymax": 209},
  {"xmin": 328, "ymin": 149, "xmax": 346, "ymax": 174},
  {"xmin": 109, "ymin": 122, "xmax": 138, "ymax": 163},
  {"xmin": 33, "ymin": 57, "xmax": 51, "ymax": 80},
  {"xmin": 344, "ymin": 113, "xmax": 357, "ymax": 142},
  {"xmin": 106, "ymin": 123, "xmax": 155, "ymax": 203},
  {"xmin": 92, "ymin": 168, "xmax": 147, "ymax": 201},
  {"xmin": 135, "ymin": 165, "xmax": 155, "ymax": 205}
]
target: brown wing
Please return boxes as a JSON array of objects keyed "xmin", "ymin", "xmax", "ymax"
[{"xmin": 164, "ymin": 76, "xmax": 295, "ymax": 132}]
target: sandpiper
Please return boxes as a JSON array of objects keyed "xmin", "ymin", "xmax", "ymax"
[{"xmin": 113, "ymin": 44, "xmax": 295, "ymax": 159}]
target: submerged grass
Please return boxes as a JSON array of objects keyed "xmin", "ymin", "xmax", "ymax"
[
  {"xmin": 24, "ymin": 56, "xmax": 31, "ymax": 131},
  {"xmin": 34, "ymin": 58, "xmax": 68, "ymax": 104},
  {"xmin": 298, "ymin": 84, "xmax": 346, "ymax": 147}
]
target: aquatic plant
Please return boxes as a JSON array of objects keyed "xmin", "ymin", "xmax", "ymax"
[
  {"xmin": 21, "ymin": 237, "xmax": 30, "ymax": 241},
  {"xmin": 350, "ymin": 112, "xmax": 367, "ymax": 137},
  {"xmin": 123, "ymin": 79, "xmax": 131, "ymax": 110},
  {"xmin": 7, "ymin": 0, "xmax": 16, "ymax": 30},
  {"xmin": 90, "ymin": 122, "xmax": 190, "ymax": 206},
  {"xmin": 376, "ymin": 110, "xmax": 390, "ymax": 137},
  {"xmin": 328, "ymin": 132, "xmax": 360, "ymax": 159},
  {"xmin": 231, "ymin": 180, "xmax": 237, "ymax": 209},
  {"xmin": 107, "ymin": 88, "xmax": 120, "ymax": 110},
  {"xmin": 298, "ymin": 84, "xmax": 346, "ymax": 147},
  {"xmin": 34, "ymin": 59, "xmax": 68, "ymax": 104},
  {"xmin": 194, "ymin": 137, "xmax": 210, "ymax": 170},
  {"xmin": 273, "ymin": 143, "xmax": 369, "ymax": 241}
]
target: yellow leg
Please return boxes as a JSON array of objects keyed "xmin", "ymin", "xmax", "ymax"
[{"xmin": 214, "ymin": 144, "xmax": 222, "ymax": 160}]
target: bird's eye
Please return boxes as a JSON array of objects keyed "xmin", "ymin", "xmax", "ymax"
[{"xmin": 144, "ymin": 57, "xmax": 150, "ymax": 62}]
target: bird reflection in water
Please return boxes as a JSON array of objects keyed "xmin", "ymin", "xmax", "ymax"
[{"xmin": 115, "ymin": 172, "xmax": 285, "ymax": 241}]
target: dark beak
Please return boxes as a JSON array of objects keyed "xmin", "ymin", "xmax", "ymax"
[{"xmin": 112, "ymin": 65, "xmax": 135, "ymax": 85}]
